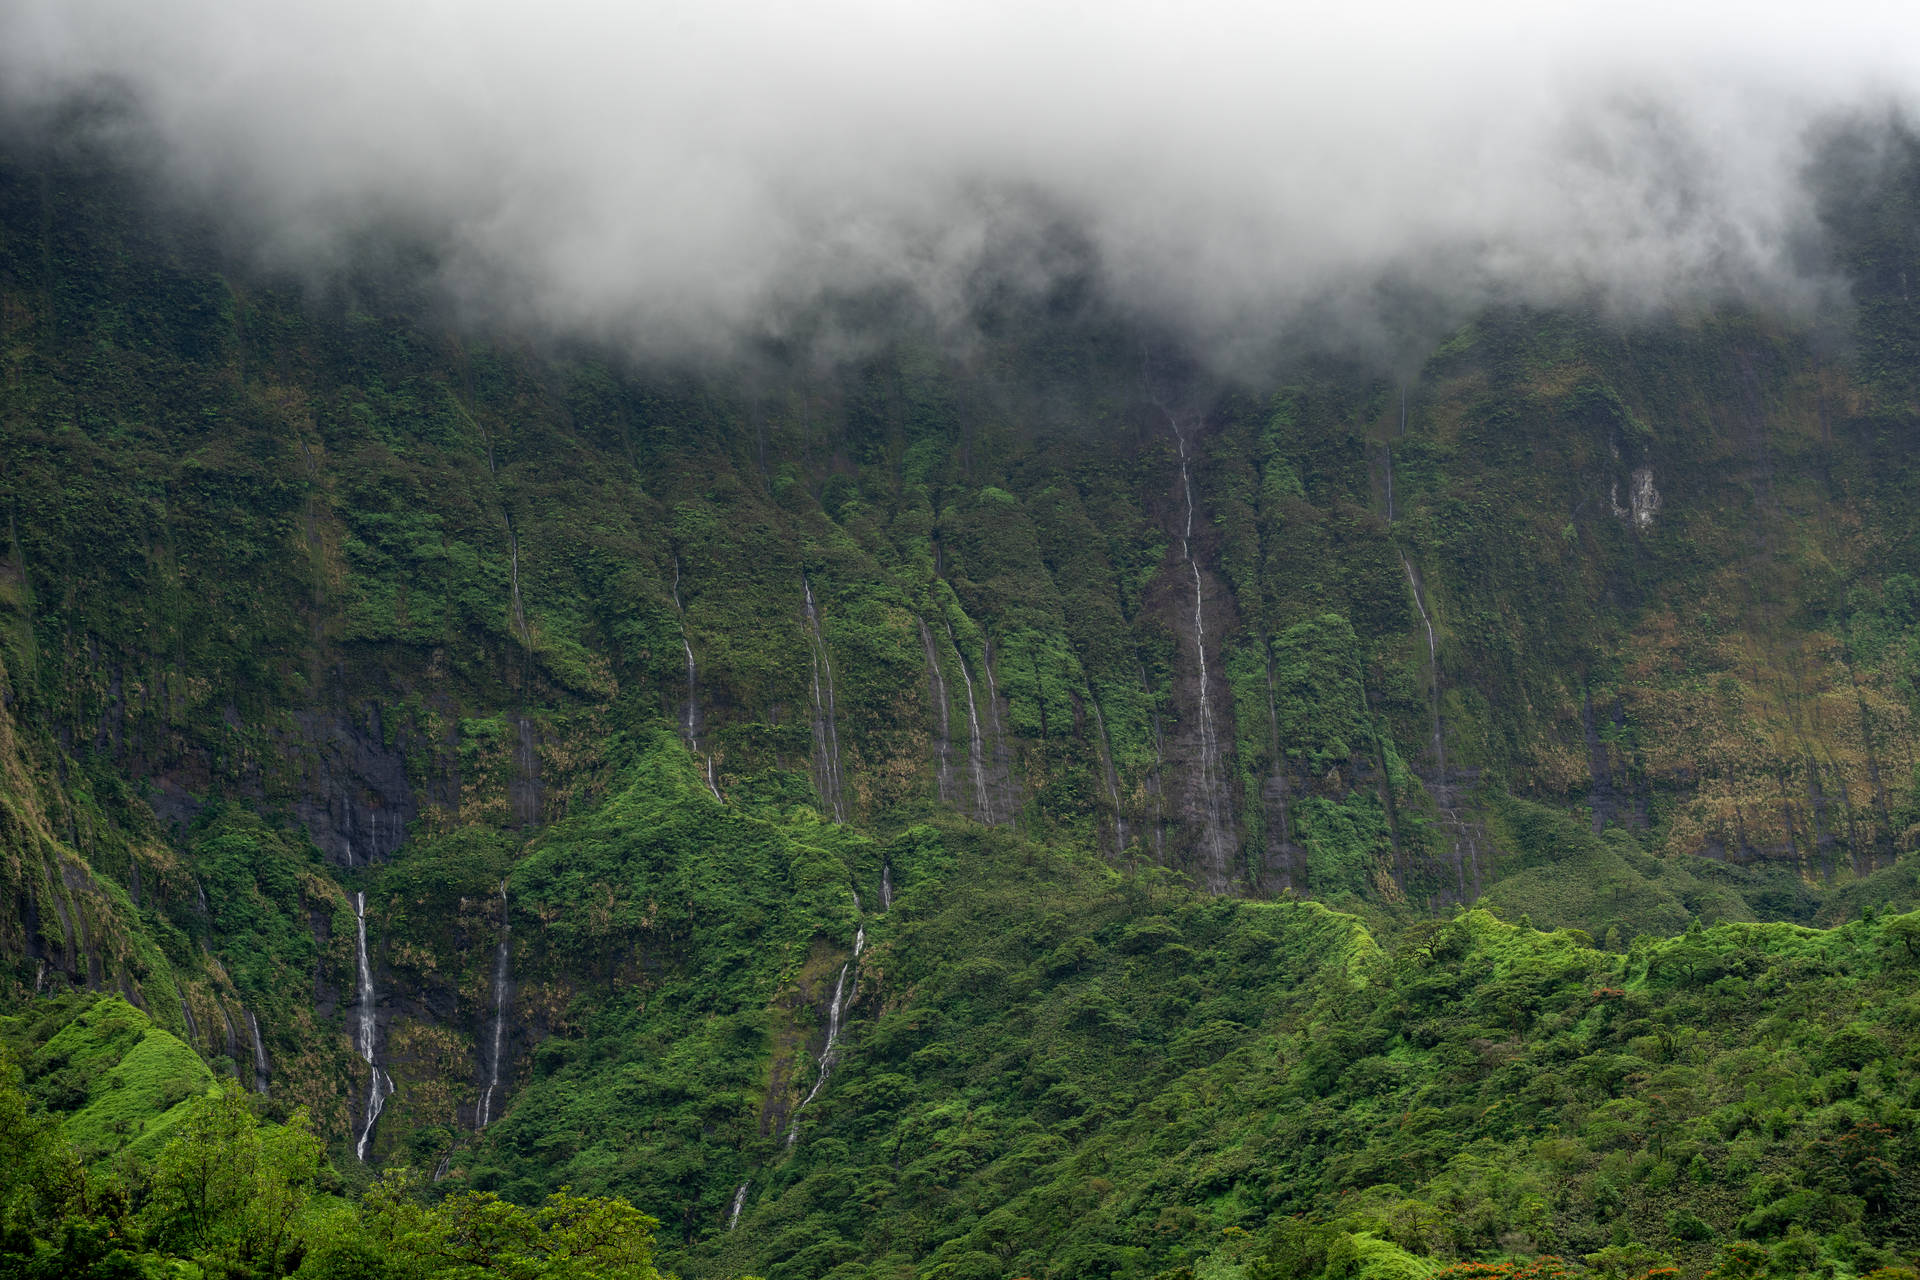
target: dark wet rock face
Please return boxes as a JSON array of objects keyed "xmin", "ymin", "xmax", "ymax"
[{"xmin": 291, "ymin": 707, "xmax": 418, "ymax": 867}]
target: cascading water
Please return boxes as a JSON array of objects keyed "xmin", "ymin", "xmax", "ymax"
[
  {"xmin": 1400, "ymin": 552, "xmax": 1478, "ymax": 900},
  {"xmin": 880, "ymin": 860, "xmax": 893, "ymax": 911},
  {"xmin": 727, "ymin": 1182, "xmax": 750, "ymax": 1231},
  {"xmin": 673, "ymin": 560, "xmax": 696, "ymax": 743},
  {"xmin": 1144, "ymin": 665, "xmax": 1169, "ymax": 860},
  {"xmin": 508, "ymin": 529, "xmax": 528, "ymax": 647},
  {"xmin": 354, "ymin": 892, "xmax": 393, "ymax": 1162},
  {"xmin": 1384, "ymin": 442, "xmax": 1395, "ymax": 523},
  {"xmin": 246, "ymin": 1011, "xmax": 270, "ymax": 1094},
  {"xmin": 919, "ymin": 620, "xmax": 957, "ymax": 805},
  {"xmin": 476, "ymin": 881, "xmax": 511, "ymax": 1129},
  {"xmin": 786, "ymin": 902, "xmax": 865, "ymax": 1147},
  {"xmin": 802, "ymin": 578, "xmax": 846, "ymax": 822},
  {"xmin": 218, "ymin": 1005, "xmax": 241, "ymax": 1082},
  {"xmin": 1164, "ymin": 409, "xmax": 1234, "ymax": 888},
  {"xmin": 673, "ymin": 560, "xmax": 722, "ymax": 801},
  {"xmin": 1402, "ymin": 553, "xmax": 1442, "ymax": 769},
  {"xmin": 980, "ymin": 639, "xmax": 1014, "ymax": 803},
  {"xmin": 945, "ymin": 621, "xmax": 993, "ymax": 823},
  {"xmin": 1089, "ymin": 698, "xmax": 1130, "ymax": 857}
]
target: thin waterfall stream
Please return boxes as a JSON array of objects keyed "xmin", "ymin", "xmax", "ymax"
[
  {"xmin": 476, "ymin": 881, "xmax": 511, "ymax": 1129},
  {"xmin": 1145, "ymin": 663, "xmax": 1169, "ymax": 860},
  {"xmin": 1384, "ymin": 442, "xmax": 1395, "ymax": 523},
  {"xmin": 1089, "ymin": 697, "xmax": 1129, "ymax": 856},
  {"xmin": 946, "ymin": 621, "xmax": 993, "ymax": 822},
  {"xmin": 1161, "ymin": 404, "xmax": 1233, "ymax": 884},
  {"xmin": 354, "ymin": 891, "xmax": 392, "ymax": 1162},
  {"xmin": 1400, "ymin": 552, "xmax": 1478, "ymax": 899},
  {"xmin": 919, "ymin": 620, "xmax": 956, "ymax": 805},
  {"xmin": 1141, "ymin": 349, "xmax": 1234, "ymax": 876},
  {"xmin": 507, "ymin": 527, "xmax": 528, "ymax": 647},
  {"xmin": 1172, "ymin": 417, "xmax": 1220, "ymax": 817},
  {"xmin": 786, "ymin": 894, "xmax": 865, "ymax": 1148},
  {"xmin": 245, "ymin": 1011, "xmax": 270, "ymax": 1094},
  {"xmin": 219, "ymin": 1005, "xmax": 240, "ymax": 1080},
  {"xmin": 1401, "ymin": 552, "xmax": 1443, "ymax": 770},
  {"xmin": 673, "ymin": 559, "xmax": 722, "ymax": 801},
  {"xmin": 802, "ymin": 578, "xmax": 846, "ymax": 821},
  {"xmin": 727, "ymin": 1182, "xmax": 750, "ymax": 1231},
  {"xmin": 980, "ymin": 639, "xmax": 1012, "ymax": 796}
]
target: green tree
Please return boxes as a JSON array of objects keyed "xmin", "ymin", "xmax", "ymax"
[
  {"xmin": 144, "ymin": 1084, "xmax": 321, "ymax": 1277},
  {"xmin": 363, "ymin": 1170, "xmax": 663, "ymax": 1280}
]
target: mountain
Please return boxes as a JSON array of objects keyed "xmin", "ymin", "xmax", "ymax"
[{"xmin": 1, "ymin": 124, "xmax": 1919, "ymax": 1279}]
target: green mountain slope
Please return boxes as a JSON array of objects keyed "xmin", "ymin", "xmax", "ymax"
[{"xmin": 1, "ymin": 124, "xmax": 1920, "ymax": 1279}]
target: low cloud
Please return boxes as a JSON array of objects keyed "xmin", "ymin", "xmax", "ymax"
[{"xmin": 4, "ymin": 1, "xmax": 1916, "ymax": 365}]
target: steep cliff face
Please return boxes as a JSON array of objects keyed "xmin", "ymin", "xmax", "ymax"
[{"xmin": 5, "ymin": 130, "xmax": 1920, "ymax": 1244}]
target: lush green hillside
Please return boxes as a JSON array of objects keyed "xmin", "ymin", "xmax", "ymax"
[
  {"xmin": 6, "ymin": 889, "xmax": 1920, "ymax": 1278},
  {"xmin": 2, "ymin": 122, "xmax": 1920, "ymax": 1279}
]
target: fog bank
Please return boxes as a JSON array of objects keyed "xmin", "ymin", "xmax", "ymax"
[{"xmin": 4, "ymin": 1, "xmax": 1917, "ymax": 363}]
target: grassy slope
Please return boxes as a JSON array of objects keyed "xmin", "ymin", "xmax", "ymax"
[{"xmin": 1, "ymin": 994, "xmax": 213, "ymax": 1163}]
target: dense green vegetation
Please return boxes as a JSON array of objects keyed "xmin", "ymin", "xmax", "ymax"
[
  {"xmin": 0, "ymin": 1011, "xmax": 666, "ymax": 1279},
  {"xmin": 6, "ymin": 881, "xmax": 1920, "ymax": 1278},
  {"xmin": 3, "ymin": 117, "xmax": 1920, "ymax": 1279}
]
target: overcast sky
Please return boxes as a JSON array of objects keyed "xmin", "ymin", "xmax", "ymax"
[{"xmin": 4, "ymin": 1, "xmax": 1917, "ymax": 364}]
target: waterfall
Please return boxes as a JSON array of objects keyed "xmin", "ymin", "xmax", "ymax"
[
  {"xmin": 1384, "ymin": 442, "xmax": 1395, "ymax": 523},
  {"xmin": 178, "ymin": 997, "xmax": 199, "ymax": 1045},
  {"xmin": 354, "ymin": 892, "xmax": 393, "ymax": 1162},
  {"xmin": 1165, "ymin": 410, "xmax": 1233, "ymax": 887},
  {"xmin": 1401, "ymin": 552, "xmax": 1479, "ymax": 900},
  {"xmin": 476, "ymin": 881, "xmax": 511, "ymax": 1129},
  {"xmin": 786, "ymin": 906, "xmax": 865, "ymax": 1147},
  {"xmin": 880, "ymin": 860, "xmax": 893, "ymax": 911},
  {"xmin": 980, "ymin": 639, "xmax": 1013, "ymax": 800},
  {"xmin": 673, "ymin": 560, "xmax": 722, "ymax": 801},
  {"xmin": 946, "ymin": 621, "xmax": 993, "ymax": 823},
  {"xmin": 919, "ymin": 620, "xmax": 956, "ymax": 805},
  {"xmin": 508, "ymin": 529, "xmax": 528, "ymax": 646},
  {"xmin": 802, "ymin": 578, "xmax": 846, "ymax": 821},
  {"xmin": 246, "ymin": 1011, "xmax": 270, "ymax": 1095},
  {"xmin": 1089, "ymin": 697, "xmax": 1129, "ymax": 857},
  {"xmin": 218, "ymin": 1004, "xmax": 241, "ymax": 1082},
  {"xmin": 727, "ymin": 1182, "xmax": 750, "ymax": 1231},
  {"xmin": 1173, "ymin": 418, "xmax": 1220, "ymax": 815},
  {"xmin": 1401, "ymin": 552, "xmax": 1445, "ymax": 781},
  {"xmin": 673, "ymin": 559, "xmax": 700, "ymax": 747}
]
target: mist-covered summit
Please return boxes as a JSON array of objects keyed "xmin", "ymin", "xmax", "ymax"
[{"xmin": 6, "ymin": 0, "xmax": 1918, "ymax": 364}]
